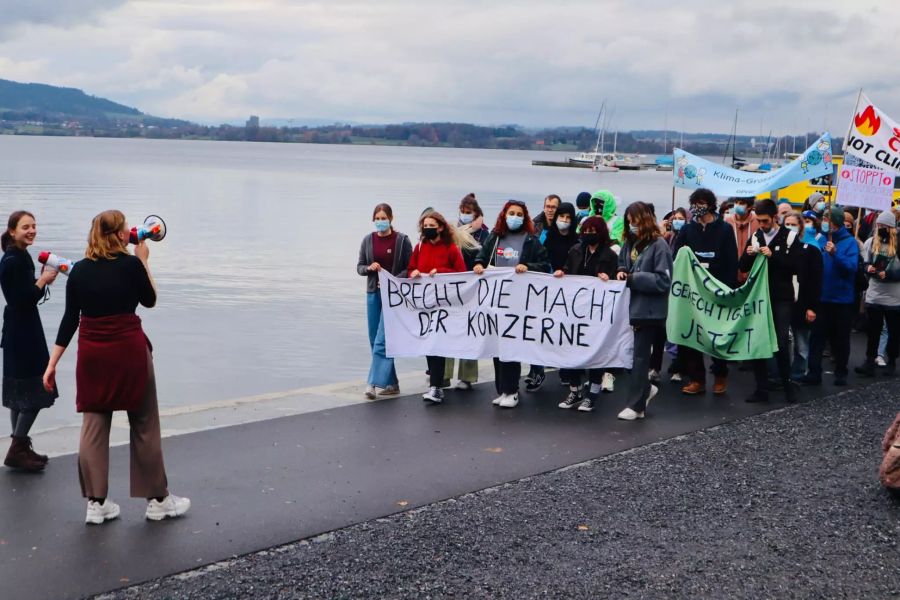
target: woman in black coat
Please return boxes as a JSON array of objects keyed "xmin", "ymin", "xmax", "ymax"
[{"xmin": 0, "ymin": 211, "xmax": 58, "ymax": 471}]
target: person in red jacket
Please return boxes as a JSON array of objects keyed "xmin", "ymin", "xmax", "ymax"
[{"xmin": 408, "ymin": 211, "xmax": 467, "ymax": 404}]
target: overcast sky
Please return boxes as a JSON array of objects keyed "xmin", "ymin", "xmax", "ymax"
[{"xmin": 1, "ymin": 0, "xmax": 898, "ymax": 134}]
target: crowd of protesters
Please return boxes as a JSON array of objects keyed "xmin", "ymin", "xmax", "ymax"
[{"xmin": 357, "ymin": 189, "xmax": 900, "ymax": 419}]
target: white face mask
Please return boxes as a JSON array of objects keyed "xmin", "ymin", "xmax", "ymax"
[{"xmin": 557, "ymin": 221, "xmax": 571, "ymax": 233}]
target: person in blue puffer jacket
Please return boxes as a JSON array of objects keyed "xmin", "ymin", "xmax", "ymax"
[{"xmin": 801, "ymin": 206, "xmax": 860, "ymax": 386}]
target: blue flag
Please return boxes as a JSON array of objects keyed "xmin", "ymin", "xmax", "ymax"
[{"xmin": 673, "ymin": 133, "xmax": 833, "ymax": 197}]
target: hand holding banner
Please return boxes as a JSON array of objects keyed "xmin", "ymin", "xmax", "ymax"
[
  {"xmin": 666, "ymin": 247, "xmax": 777, "ymax": 361},
  {"xmin": 378, "ymin": 268, "xmax": 634, "ymax": 369}
]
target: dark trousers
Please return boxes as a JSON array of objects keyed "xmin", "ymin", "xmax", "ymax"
[
  {"xmin": 493, "ymin": 359, "xmax": 521, "ymax": 395},
  {"xmin": 649, "ymin": 326, "xmax": 666, "ymax": 372},
  {"xmin": 679, "ymin": 346, "xmax": 729, "ymax": 383},
  {"xmin": 426, "ymin": 356, "xmax": 446, "ymax": 388},
  {"xmin": 865, "ymin": 305, "xmax": 900, "ymax": 363},
  {"xmin": 629, "ymin": 324, "xmax": 663, "ymax": 411},
  {"xmin": 559, "ymin": 368, "xmax": 604, "ymax": 388},
  {"xmin": 753, "ymin": 300, "xmax": 792, "ymax": 393},
  {"xmin": 808, "ymin": 302, "xmax": 854, "ymax": 378}
]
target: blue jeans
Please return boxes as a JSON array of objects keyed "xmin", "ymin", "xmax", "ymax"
[
  {"xmin": 367, "ymin": 292, "xmax": 398, "ymax": 388},
  {"xmin": 791, "ymin": 321, "xmax": 811, "ymax": 379},
  {"xmin": 879, "ymin": 322, "xmax": 888, "ymax": 358}
]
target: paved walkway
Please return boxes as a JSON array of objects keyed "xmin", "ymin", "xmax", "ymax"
[{"xmin": 0, "ymin": 342, "xmax": 892, "ymax": 599}]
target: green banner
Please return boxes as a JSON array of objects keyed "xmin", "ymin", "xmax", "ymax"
[{"xmin": 666, "ymin": 247, "xmax": 777, "ymax": 360}]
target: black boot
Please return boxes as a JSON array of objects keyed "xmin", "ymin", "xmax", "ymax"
[{"xmin": 854, "ymin": 360, "xmax": 876, "ymax": 377}]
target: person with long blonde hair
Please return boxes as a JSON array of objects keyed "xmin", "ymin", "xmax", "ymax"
[
  {"xmin": 43, "ymin": 210, "xmax": 189, "ymax": 525},
  {"xmin": 855, "ymin": 210, "xmax": 900, "ymax": 376}
]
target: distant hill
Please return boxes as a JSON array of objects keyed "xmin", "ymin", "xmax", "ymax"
[{"xmin": 0, "ymin": 78, "xmax": 142, "ymax": 119}]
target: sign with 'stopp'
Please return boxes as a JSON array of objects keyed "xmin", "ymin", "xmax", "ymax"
[
  {"xmin": 837, "ymin": 165, "xmax": 895, "ymax": 211},
  {"xmin": 378, "ymin": 268, "xmax": 634, "ymax": 369}
]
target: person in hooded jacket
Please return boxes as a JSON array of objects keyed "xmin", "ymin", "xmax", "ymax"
[
  {"xmin": 614, "ymin": 202, "xmax": 673, "ymax": 420},
  {"xmin": 474, "ymin": 200, "xmax": 550, "ymax": 408},
  {"xmin": 554, "ymin": 216, "xmax": 619, "ymax": 412},
  {"xmin": 800, "ymin": 206, "xmax": 860, "ymax": 386},
  {"xmin": 579, "ymin": 189, "xmax": 625, "ymax": 246},
  {"xmin": 574, "ymin": 192, "xmax": 592, "ymax": 228},
  {"xmin": 524, "ymin": 202, "xmax": 579, "ymax": 391},
  {"xmin": 672, "ymin": 188, "xmax": 739, "ymax": 395},
  {"xmin": 855, "ymin": 210, "xmax": 900, "ymax": 377}
]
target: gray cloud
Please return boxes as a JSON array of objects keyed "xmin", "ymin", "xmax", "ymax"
[
  {"xmin": 0, "ymin": 0, "xmax": 897, "ymax": 133},
  {"xmin": 0, "ymin": 0, "xmax": 127, "ymax": 38}
]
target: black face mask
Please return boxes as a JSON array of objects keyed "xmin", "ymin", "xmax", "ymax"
[
  {"xmin": 423, "ymin": 228, "xmax": 439, "ymax": 240},
  {"xmin": 581, "ymin": 233, "xmax": 600, "ymax": 246},
  {"xmin": 879, "ymin": 229, "xmax": 890, "ymax": 243}
]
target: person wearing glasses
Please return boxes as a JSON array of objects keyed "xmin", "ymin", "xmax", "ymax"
[{"xmin": 474, "ymin": 200, "xmax": 550, "ymax": 408}]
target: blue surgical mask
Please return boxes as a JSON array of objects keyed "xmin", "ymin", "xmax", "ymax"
[
  {"xmin": 506, "ymin": 215, "xmax": 524, "ymax": 231},
  {"xmin": 459, "ymin": 213, "xmax": 474, "ymax": 225},
  {"xmin": 576, "ymin": 209, "xmax": 590, "ymax": 218},
  {"xmin": 374, "ymin": 219, "xmax": 391, "ymax": 233},
  {"xmin": 629, "ymin": 224, "xmax": 639, "ymax": 235},
  {"xmin": 815, "ymin": 202, "xmax": 827, "ymax": 213},
  {"xmin": 557, "ymin": 221, "xmax": 571, "ymax": 233},
  {"xmin": 821, "ymin": 220, "xmax": 830, "ymax": 233},
  {"xmin": 735, "ymin": 205, "xmax": 747, "ymax": 216},
  {"xmin": 672, "ymin": 218, "xmax": 685, "ymax": 231}
]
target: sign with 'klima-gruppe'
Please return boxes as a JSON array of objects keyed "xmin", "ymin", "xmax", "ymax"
[
  {"xmin": 378, "ymin": 268, "xmax": 634, "ymax": 369},
  {"xmin": 837, "ymin": 165, "xmax": 895, "ymax": 211},
  {"xmin": 667, "ymin": 247, "xmax": 777, "ymax": 361}
]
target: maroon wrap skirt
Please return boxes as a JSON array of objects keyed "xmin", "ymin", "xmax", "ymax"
[{"xmin": 76, "ymin": 314, "xmax": 151, "ymax": 413}]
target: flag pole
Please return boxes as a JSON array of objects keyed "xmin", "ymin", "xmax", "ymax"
[{"xmin": 844, "ymin": 88, "xmax": 863, "ymax": 150}]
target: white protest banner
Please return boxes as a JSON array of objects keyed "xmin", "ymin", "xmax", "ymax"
[
  {"xmin": 843, "ymin": 92, "xmax": 900, "ymax": 174},
  {"xmin": 673, "ymin": 133, "xmax": 833, "ymax": 197},
  {"xmin": 837, "ymin": 164, "xmax": 895, "ymax": 211},
  {"xmin": 378, "ymin": 268, "xmax": 634, "ymax": 369}
]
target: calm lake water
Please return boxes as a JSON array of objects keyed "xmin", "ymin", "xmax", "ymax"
[{"xmin": 0, "ymin": 136, "xmax": 697, "ymax": 430}]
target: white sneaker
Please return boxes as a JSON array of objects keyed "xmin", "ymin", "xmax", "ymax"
[
  {"xmin": 645, "ymin": 384, "xmax": 659, "ymax": 410},
  {"xmin": 455, "ymin": 380, "xmax": 473, "ymax": 391},
  {"xmin": 617, "ymin": 407, "xmax": 643, "ymax": 421},
  {"xmin": 670, "ymin": 372, "xmax": 683, "ymax": 383},
  {"xmin": 365, "ymin": 385, "xmax": 376, "ymax": 399},
  {"xmin": 492, "ymin": 394, "xmax": 505, "ymax": 405},
  {"xmin": 422, "ymin": 386, "xmax": 443, "ymax": 403},
  {"xmin": 85, "ymin": 499, "xmax": 120, "ymax": 525},
  {"xmin": 648, "ymin": 369, "xmax": 660, "ymax": 383},
  {"xmin": 146, "ymin": 494, "xmax": 191, "ymax": 521},
  {"xmin": 876, "ymin": 355, "xmax": 887, "ymax": 367},
  {"xmin": 499, "ymin": 393, "xmax": 519, "ymax": 408},
  {"xmin": 601, "ymin": 372, "xmax": 615, "ymax": 392}
]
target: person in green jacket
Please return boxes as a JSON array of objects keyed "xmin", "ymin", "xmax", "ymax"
[{"xmin": 579, "ymin": 189, "xmax": 625, "ymax": 245}]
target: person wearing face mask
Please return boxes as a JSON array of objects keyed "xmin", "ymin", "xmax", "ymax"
[
  {"xmin": 474, "ymin": 200, "xmax": 550, "ymax": 408},
  {"xmin": 804, "ymin": 192, "xmax": 829, "ymax": 218},
  {"xmin": 672, "ymin": 188, "xmax": 739, "ymax": 395},
  {"xmin": 0, "ymin": 211, "xmax": 58, "ymax": 472},
  {"xmin": 855, "ymin": 210, "xmax": 900, "ymax": 377},
  {"xmin": 357, "ymin": 203, "xmax": 413, "ymax": 399},
  {"xmin": 443, "ymin": 194, "xmax": 488, "ymax": 391},
  {"xmin": 739, "ymin": 200, "xmax": 802, "ymax": 403},
  {"xmin": 407, "ymin": 212, "xmax": 467, "ymax": 403},
  {"xmin": 724, "ymin": 197, "xmax": 759, "ymax": 284},
  {"xmin": 800, "ymin": 206, "xmax": 860, "ymax": 386},
  {"xmin": 574, "ymin": 192, "xmax": 592, "ymax": 228},
  {"xmin": 581, "ymin": 189, "xmax": 625, "ymax": 246},
  {"xmin": 524, "ymin": 202, "xmax": 580, "ymax": 392},
  {"xmin": 777, "ymin": 200, "xmax": 794, "ymax": 225},
  {"xmin": 615, "ymin": 202, "xmax": 673, "ymax": 420},
  {"xmin": 554, "ymin": 216, "xmax": 619, "ymax": 412},
  {"xmin": 788, "ymin": 212, "xmax": 823, "ymax": 381},
  {"xmin": 663, "ymin": 208, "xmax": 688, "ymax": 249}
]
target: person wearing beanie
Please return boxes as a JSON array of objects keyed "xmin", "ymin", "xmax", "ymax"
[
  {"xmin": 805, "ymin": 192, "xmax": 828, "ymax": 216},
  {"xmin": 574, "ymin": 192, "xmax": 592, "ymax": 227},
  {"xmin": 855, "ymin": 210, "xmax": 900, "ymax": 376},
  {"xmin": 800, "ymin": 206, "xmax": 859, "ymax": 386}
]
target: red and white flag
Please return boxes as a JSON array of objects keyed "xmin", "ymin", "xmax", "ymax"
[{"xmin": 843, "ymin": 92, "xmax": 900, "ymax": 174}]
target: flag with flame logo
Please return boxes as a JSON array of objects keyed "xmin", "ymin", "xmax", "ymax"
[{"xmin": 844, "ymin": 92, "xmax": 900, "ymax": 174}]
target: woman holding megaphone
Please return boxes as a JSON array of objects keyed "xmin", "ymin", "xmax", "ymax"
[
  {"xmin": 0, "ymin": 210, "xmax": 59, "ymax": 472},
  {"xmin": 43, "ymin": 210, "xmax": 189, "ymax": 525}
]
